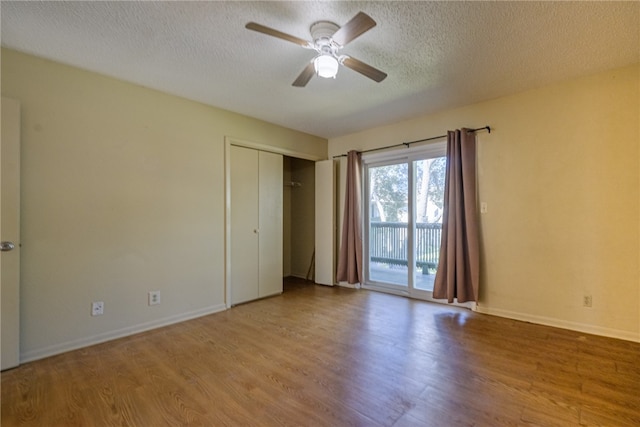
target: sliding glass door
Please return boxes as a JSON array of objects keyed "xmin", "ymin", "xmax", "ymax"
[
  {"xmin": 368, "ymin": 162, "xmax": 409, "ymax": 286},
  {"xmin": 414, "ymin": 157, "xmax": 446, "ymax": 292},
  {"xmin": 363, "ymin": 143, "xmax": 445, "ymax": 299}
]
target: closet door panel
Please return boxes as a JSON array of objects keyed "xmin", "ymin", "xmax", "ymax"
[
  {"xmin": 258, "ymin": 151, "xmax": 283, "ymax": 297},
  {"xmin": 315, "ymin": 159, "xmax": 335, "ymax": 286},
  {"xmin": 230, "ymin": 146, "xmax": 259, "ymax": 304}
]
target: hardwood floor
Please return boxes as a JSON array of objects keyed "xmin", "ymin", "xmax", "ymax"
[{"xmin": 2, "ymin": 277, "xmax": 639, "ymax": 426}]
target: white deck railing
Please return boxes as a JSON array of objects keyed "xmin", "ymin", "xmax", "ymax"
[{"xmin": 369, "ymin": 221, "xmax": 442, "ymax": 273}]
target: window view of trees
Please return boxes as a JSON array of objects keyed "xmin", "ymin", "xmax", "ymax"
[
  {"xmin": 369, "ymin": 158, "xmax": 446, "ymax": 223},
  {"xmin": 369, "ymin": 163, "xmax": 407, "ymax": 222},
  {"xmin": 416, "ymin": 157, "xmax": 446, "ymax": 224}
]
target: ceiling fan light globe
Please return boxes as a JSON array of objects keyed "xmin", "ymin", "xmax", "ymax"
[{"xmin": 314, "ymin": 55, "xmax": 339, "ymax": 79}]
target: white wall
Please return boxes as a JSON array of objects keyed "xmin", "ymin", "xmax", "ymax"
[
  {"xmin": 329, "ymin": 64, "xmax": 640, "ymax": 342},
  {"xmin": 1, "ymin": 49, "xmax": 327, "ymax": 361}
]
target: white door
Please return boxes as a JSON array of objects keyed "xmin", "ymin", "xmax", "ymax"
[
  {"xmin": 229, "ymin": 146, "xmax": 283, "ymax": 304},
  {"xmin": 230, "ymin": 146, "xmax": 259, "ymax": 305},
  {"xmin": 314, "ymin": 159, "xmax": 335, "ymax": 285},
  {"xmin": 258, "ymin": 151, "xmax": 283, "ymax": 297},
  {"xmin": 1, "ymin": 97, "xmax": 21, "ymax": 370}
]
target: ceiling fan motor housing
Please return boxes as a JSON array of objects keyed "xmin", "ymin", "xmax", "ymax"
[
  {"xmin": 309, "ymin": 21, "xmax": 342, "ymax": 78},
  {"xmin": 310, "ymin": 21, "xmax": 340, "ymax": 45}
]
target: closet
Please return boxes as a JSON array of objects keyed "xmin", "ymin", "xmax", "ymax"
[{"xmin": 229, "ymin": 145, "xmax": 283, "ymax": 305}]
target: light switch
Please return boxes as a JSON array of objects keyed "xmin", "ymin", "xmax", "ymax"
[{"xmin": 480, "ymin": 202, "xmax": 488, "ymax": 214}]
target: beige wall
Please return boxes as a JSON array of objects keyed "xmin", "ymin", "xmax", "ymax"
[
  {"xmin": 330, "ymin": 64, "xmax": 640, "ymax": 341},
  {"xmin": 1, "ymin": 49, "xmax": 327, "ymax": 361}
]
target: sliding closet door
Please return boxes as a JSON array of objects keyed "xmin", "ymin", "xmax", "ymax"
[
  {"xmin": 1, "ymin": 97, "xmax": 21, "ymax": 370},
  {"xmin": 229, "ymin": 145, "xmax": 283, "ymax": 305},
  {"xmin": 258, "ymin": 151, "xmax": 283, "ymax": 298},
  {"xmin": 230, "ymin": 146, "xmax": 260, "ymax": 304},
  {"xmin": 314, "ymin": 159, "xmax": 336, "ymax": 286}
]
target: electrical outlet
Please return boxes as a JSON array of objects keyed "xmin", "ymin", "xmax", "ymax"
[
  {"xmin": 91, "ymin": 301, "xmax": 104, "ymax": 316},
  {"xmin": 583, "ymin": 295, "xmax": 593, "ymax": 308},
  {"xmin": 148, "ymin": 291, "xmax": 161, "ymax": 306}
]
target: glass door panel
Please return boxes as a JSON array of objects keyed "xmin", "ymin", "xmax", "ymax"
[
  {"xmin": 368, "ymin": 163, "xmax": 408, "ymax": 286},
  {"xmin": 413, "ymin": 157, "xmax": 445, "ymax": 292}
]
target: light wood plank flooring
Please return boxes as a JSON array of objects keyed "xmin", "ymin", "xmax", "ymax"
[{"xmin": 2, "ymin": 278, "xmax": 639, "ymax": 426}]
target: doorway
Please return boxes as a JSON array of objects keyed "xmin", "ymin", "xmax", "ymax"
[{"xmin": 283, "ymin": 157, "xmax": 315, "ymax": 281}]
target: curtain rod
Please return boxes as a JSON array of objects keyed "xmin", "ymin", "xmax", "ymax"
[{"xmin": 331, "ymin": 126, "xmax": 491, "ymax": 159}]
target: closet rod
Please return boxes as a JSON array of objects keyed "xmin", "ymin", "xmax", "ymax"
[{"xmin": 332, "ymin": 126, "xmax": 491, "ymax": 159}]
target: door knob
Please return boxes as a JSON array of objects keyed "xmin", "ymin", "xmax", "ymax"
[{"xmin": 0, "ymin": 241, "xmax": 16, "ymax": 252}]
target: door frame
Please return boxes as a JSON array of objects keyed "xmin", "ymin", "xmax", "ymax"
[{"xmin": 223, "ymin": 137, "xmax": 322, "ymax": 308}]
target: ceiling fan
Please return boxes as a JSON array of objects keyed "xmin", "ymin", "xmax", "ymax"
[{"xmin": 246, "ymin": 11, "xmax": 387, "ymax": 87}]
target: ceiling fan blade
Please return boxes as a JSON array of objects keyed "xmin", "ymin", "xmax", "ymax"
[
  {"xmin": 342, "ymin": 57, "xmax": 387, "ymax": 82},
  {"xmin": 331, "ymin": 12, "xmax": 376, "ymax": 46},
  {"xmin": 245, "ymin": 22, "xmax": 311, "ymax": 47},
  {"xmin": 292, "ymin": 62, "xmax": 316, "ymax": 87}
]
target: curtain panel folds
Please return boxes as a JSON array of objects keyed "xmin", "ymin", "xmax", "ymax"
[
  {"xmin": 433, "ymin": 129, "xmax": 480, "ymax": 303},
  {"xmin": 336, "ymin": 151, "xmax": 363, "ymax": 284}
]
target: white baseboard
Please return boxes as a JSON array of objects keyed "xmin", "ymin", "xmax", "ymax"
[
  {"xmin": 337, "ymin": 282, "xmax": 361, "ymax": 289},
  {"xmin": 20, "ymin": 304, "xmax": 228, "ymax": 364},
  {"xmin": 474, "ymin": 305, "xmax": 640, "ymax": 343},
  {"xmin": 315, "ymin": 282, "xmax": 335, "ymax": 287}
]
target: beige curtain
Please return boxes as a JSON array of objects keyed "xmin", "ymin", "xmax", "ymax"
[
  {"xmin": 433, "ymin": 129, "xmax": 480, "ymax": 303},
  {"xmin": 336, "ymin": 151, "xmax": 363, "ymax": 284}
]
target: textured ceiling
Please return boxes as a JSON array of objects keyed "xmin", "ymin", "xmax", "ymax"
[{"xmin": 1, "ymin": 1, "xmax": 639, "ymax": 139}]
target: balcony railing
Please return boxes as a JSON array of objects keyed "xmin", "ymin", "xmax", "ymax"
[{"xmin": 369, "ymin": 221, "xmax": 442, "ymax": 274}]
